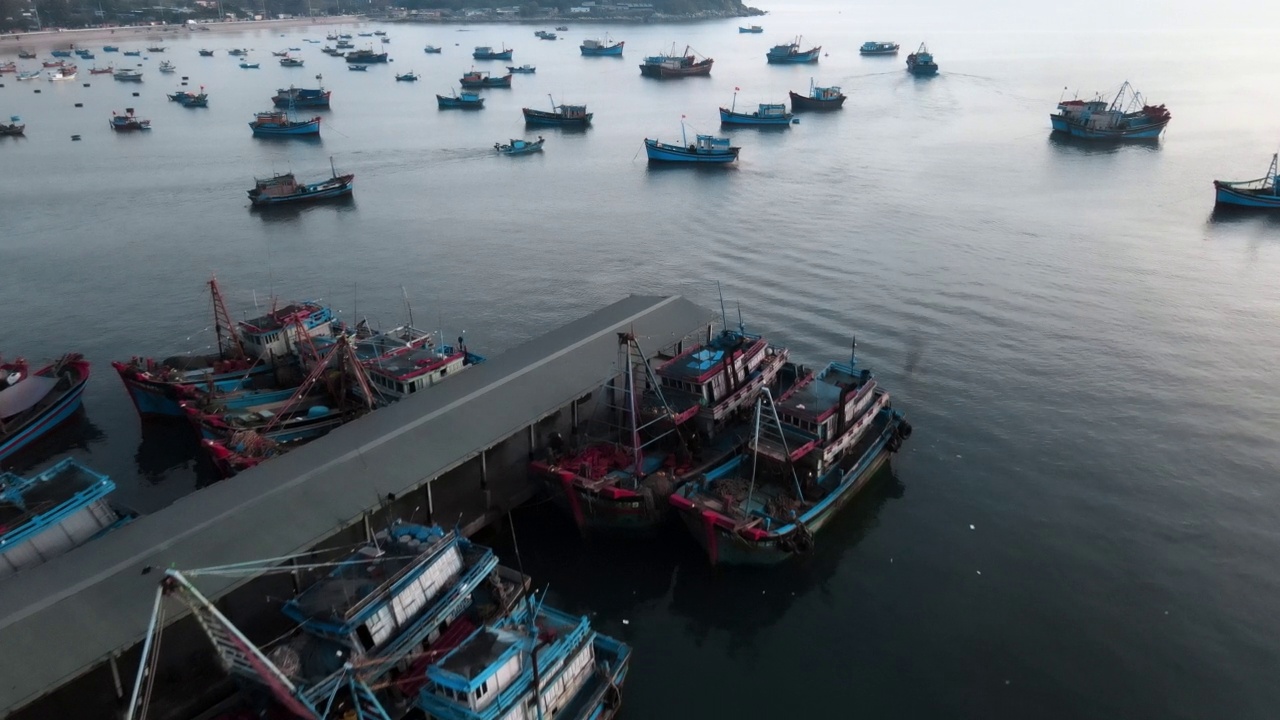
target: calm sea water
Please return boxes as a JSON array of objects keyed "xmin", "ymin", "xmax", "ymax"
[{"xmin": 3, "ymin": 1, "xmax": 1280, "ymax": 717}]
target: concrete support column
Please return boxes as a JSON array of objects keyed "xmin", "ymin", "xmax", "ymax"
[
  {"xmin": 481, "ymin": 451, "xmax": 492, "ymax": 511},
  {"xmin": 425, "ymin": 480, "xmax": 434, "ymax": 524},
  {"xmin": 109, "ymin": 653, "xmax": 123, "ymax": 700}
]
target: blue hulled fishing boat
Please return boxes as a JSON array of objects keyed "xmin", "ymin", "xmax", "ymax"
[
  {"xmin": 494, "ymin": 136, "xmax": 545, "ymax": 155},
  {"xmin": 670, "ymin": 344, "xmax": 913, "ymax": 565},
  {"xmin": 644, "ymin": 123, "xmax": 740, "ymax": 163},
  {"xmin": 50, "ymin": 49, "xmax": 72, "ymax": 58},
  {"xmin": 472, "ymin": 44, "xmax": 513, "ymax": 60},
  {"xmin": 788, "ymin": 78, "xmax": 845, "ymax": 110},
  {"xmin": 437, "ymin": 88, "xmax": 485, "ymax": 109},
  {"xmin": 0, "ymin": 353, "xmax": 90, "ymax": 462},
  {"xmin": 739, "ymin": 25, "xmax": 763, "ymax": 33},
  {"xmin": 1214, "ymin": 153, "xmax": 1280, "ymax": 209},
  {"xmin": 247, "ymin": 161, "xmax": 354, "ymax": 206},
  {"xmin": 249, "ymin": 107, "xmax": 321, "ymax": 136},
  {"xmin": 859, "ymin": 41, "xmax": 899, "ymax": 55},
  {"xmin": 719, "ymin": 89, "xmax": 793, "ymax": 126},
  {"xmin": 1050, "ymin": 82, "xmax": 1171, "ymax": 140},
  {"xmin": 112, "ymin": 279, "xmax": 335, "ymax": 418},
  {"xmin": 102, "ymin": 45, "xmax": 119, "ymax": 52},
  {"xmin": 906, "ymin": 42, "xmax": 938, "ymax": 75},
  {"xmin": 273, "ymin": 84, "xmax": 331, "ymax": 108},
  {"xmin": 580, "ymin": 34, "xmax": 624, "ymax": 56},
  {"xmin": 424, "ymin": 44, "xmax": 443, "ymax": 53},
  {"xmin": 522, "ymin": 95, "xmax": 592, "ymax": 126},
  {"xmin": 122, "ymin": 49, "xmax": 141, "ymax": 56},
  {"xmin": 1, "ymin": 458, "xmax": 135, "ymax": 576},
  {"xmin": 766, "ymin": 36, "xmax": 820, "ymax": 64},
  {"xmin": 109, "ymin": 108, "xmax": 150, "ymax": 131},
  {"xmin": 395, "ymin": 70, "xmax": 419, "ymax": 81}
]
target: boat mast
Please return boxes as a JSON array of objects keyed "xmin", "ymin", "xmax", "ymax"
[
  {"xmin": 1269, "ymin": 153, "xmax": 1278, "ymax": 195},
  {"xmin": 743, "ymin": 396, "xmax": 764, "ymax": 513},
  {"xmin": 731, "ymin": 87, "xmax": 738, "ymax": 113},
  {"xmin": 209, "ymin": 276, "xmax": 246, "ymax": 360},
  {"xmin": 625, "ymin": 334, "xmax": 643, "ymax": 476},
  {"xmin": 717, "ymin": 281, "xmax": 728, "ymax": 333}
]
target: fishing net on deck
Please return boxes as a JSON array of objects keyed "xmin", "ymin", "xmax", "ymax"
[
  {"xmin": 713, "ymin": 477, "xmax": 751, "ymax": 505},
  {"xmin": 229, "ymin": 430, "xmax": 279, "ymax": 458},
  {"xmin": 642, "ymin": 469, "xmax": 675, "ymax": 499},
  {"xmin": 766, "ymin": 495, "xmax": 804, "ymax": 520}
]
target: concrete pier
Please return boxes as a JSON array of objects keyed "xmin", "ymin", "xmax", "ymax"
[{"xmin": 0, "ymin": 294, "xmax": 715, "ymax": 719}]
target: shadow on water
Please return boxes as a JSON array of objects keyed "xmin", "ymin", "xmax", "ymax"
[
  {"xmin": 249, "ymin": 194, "xmax": 356, "ymax": 222},
  {"xmin": 643, "ymin": 162, "xmax": 739, "ymax": 176},
  {"xmin": 134, "ymin": 420, "xmax": 214, "ymax": 487},
  {"xmin": 1207, "ymin": 203, "xmax": 1280, "ymax": 226},
  {"xmin": 250, "ymin": 134, "xmax": 324, "ymax": 147},
  {"xmin": 1047, "ymin": 132, "xmax": 1162, "ymax": 156},
  {"xmin": 1, "ymin": 408, "xmax": 105, "ymax": 473}
]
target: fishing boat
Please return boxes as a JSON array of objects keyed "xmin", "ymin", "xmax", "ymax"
[
  {"xmin": 639, "ymin": 44, "xmax": 713, "ymax": 78},
  {"xmin": 0, "ymin": 459, "xmax": 135, "ymax": 576},
  {"xmin": 88, "ymin": 65, "xmax": 114, "ymax": 74},
  {"xmin": 15, "ymin": 71, "xmax": 40, "ymax": 81},
  {"xmin": 381, "ymin": 37, "xmax": 390, "ymax": 44},
  {"xmin": 1050, "ymin": 82, "xmax": 1171, "ymax": 140},
  {"xmin": 536, "ymin": 30, "xmax": 557, "ymax": 41},
  {"xmin": 247, "ymin": 160, "xmax": 354, "ymax": 207},
  {"xmin": 279, "ymin": 56, "xmax": 304, "ymax": 67},
  {"xmin": 358, "ymin": 32, "xmax": 373, "ymax": 37},
  {"xmin": 289, "ymin": 46, "xmax": 302, "ymax": 51},
  {"xmin": 859, "ymin": 41, "xmax": 899, "ymax": 55},
  {"xmin": 102, "ymin": 45, "xmax": 118, "ymax": 52},
  {"xmin": 507, "ymin": 63, "xmax": 536, "ymax": 73},
  {"xmin": 75, "ymin": 50, "xmax": 94, "ymax": 59},
  {"xmin": 522, "ymin": 95, "xmax": 591, "ymax": 126},
  {"xmin": 906, "ymin": 42, "xmax": 938, "ymax": 75},
  {"xmin": 556, "ymin": 25, "xmax": 568, "ymax": 31},
  {"xmin": 373, "ymin": 30, "xmax": 386, "ymax": 36},
  {"xmin": 671, "ymin": 346, "xmax": 912, "ymax": 565},
  {"xmin": 789, "ymin": 78, "xmax": 846, "ymax": 110},
  {"xmin": 239, "ymin": 62, "xmax": 260, "ymax": 69},
  {"xmin": 226, "ymin": 48, "xmax": 248, "ymax": 56},
  {"xmin": 42, "ymin": 59, "xmax": 65, "ymax": 68},
  {"xmin": 1213, "ymin": 153, "xmax": 1280, "ymax": 209},
  {"xmin": 113, "ymin": 280, "xmax": 335, "ymax": 418},
  {"xmin": 335, "ymin": 328, "xmax": 484, "ymax": 402},
  {"xmin": 249, "ymin": 108, "xmax": 320, "ymax": 136},
  {"xmin": 109, "ymin": 108, "xmax": 150, "ymax": 131},
  {"xmin": 739, "ymin": 25, "xmax": 764, "ymax": 33},
  {"xmin": 719, "ymin": 90, "xmax": 793, "ymax": 126},
  {"xmin": 0, "ymin": 62, "xmax": 17, "ymax": 74},
  {"xmin": 146, "ymin": 46, "xmax": 165, "ymax": 52},
  {"xmin": 494, "ymin": 136, "xmax": 545, "ymax": 155},
  {"xmin": 339, "ymin": 33, "xmax": 352, "ymax": 39},
  {"xmin": 50, "ymin": 49, "xmax": 72, "ymax": 58},
  {"xmin": 424, "ymin": 44, "xmax": 443, "ymax": 53},
  {"xmin": 17, "ymin": 50, "xmax": 36, "ymax": 59},
  {"xmin": 0, "ymin": 353, "xmax": 90, "ymax": 462},
  {"xmin": 766, "ymin": 36, "xmax": 821, "ymax": 64},
  {"xmin": 580, "ymin": 34, "xmax": 624, "ymax": 56},
  {"xmin": 336, "ymin": 39, "xmax": 355, "ymax": 49},
  {"xmin": 198, "ymin": 48, "xmax": 214, "ymax": 56},
  {"xmin": 158, "ymin": 60, "xmax": 175, "ymax": 73},
  {"xmin": 437, "ymin": 88, "xmax": 485, "ymax": 109},
  {"xmin": 113, "ymin": 67, "xmax": 142, "ymax": 81},
  {"xmin": 273, "ymin": 85, "xmax": 331, "ymax": 108},
  {"xmin": 0, "ymin": 117, "xmax": 24, "ymax": 135},
  {"xmin": 459, "ymin": 69, "xmax": 511, "ymax": 88},
  {"xmin": 644, "ymin": 123, "xmax": 740, "ymax": 164},
  {"xmin": 472, "ymin": 45, "xmax": 513, "ymax": 61},
  {"xmin": 46, "ymin": 67, "xmax": 76, "ymax": 81},
  {"xmin": 345, "ymin": 48, "xmax": 388, "ymax": 63},
  {"xmin": 394, "ymin": 70, "xmax": 419, "ymax": 81},
  {"xmin": 168, "ymin": 88, "xmax": 209, "ymax": 107},
  {"xmin": 122, "ymin": 49, "xmax": 141, "ymax": 57},
  {"xmin": 347, "ymin": 64, "xmax": 369, "ymax": 72},
  {"xmin": 271, "ymin": 50, "xmax": 289, "ymax": 57}
]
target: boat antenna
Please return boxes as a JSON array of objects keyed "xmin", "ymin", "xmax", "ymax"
[
  {"xmin": 851, "ymin": 336, "xmax": 857, "ymax": 364},
  {"xmin": 1059, "ymin": 85, "xmax": 1067, "ymax": 103},
  {"xmin": 731, "ymin": 86, "xmax": 738, "ymax": 113},
  {"xmin": 352, "ymin": 282, "xmax": 357, "ymax": 325},
  {"xmin": 548, "ymin": 92, "xmax": 555, "ymax": 111},
  {"xmin": 401, "ymin": 285, "xmax": 414, "ymax": 328},
  {"xmin": 329, "ymin": 154, "xmax": 336, "ymax": 178},
  {"xmin": 737, "ymin": 301, "xmax": 745, "ymax": 335},
  {"xmin": 681, "ymin": 114, "xmax": 688, "ymax": 146},
  {"xmin": 716, "ymin": 281, "xmax": 728, "ymax": 331}
]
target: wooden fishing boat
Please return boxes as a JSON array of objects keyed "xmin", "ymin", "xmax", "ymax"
[
  {"xmin": 556, "ymin": 25, "xmax": 568, "ymax": 30},
  {"xmin": 249, "ymin": 108, "xmax": 320, "ymax": 135},
  {"xmin": 278, "ymin": 56, "xmax": 304, "ymax": 67},
  {"xmin": 122, "ymin": 49, "xmax": 141, "ymax": 56},
  {"xmin": 347, "ymin": 64, "xmax": 369, "ymax": 72},
  {"xmin": 167, "ymin": 88, "xmax": 208, "ymax": 107},
  {"xmin": 507, "ymin": 63, "xmax": 536, "ymax": 73},
  {"xmin": 766, "ymin": 36, "xmax": 820, "ymax": 64},
  {"xmin": 739, "ymin": 25, "xmax": 763, "ymax": 33},
  {"xmin": 75, "ymin": 50, "xmax": 94, "ymax": 59},
  {"xmin": 273, "ymin": 85, "xmax": 330, "ymax": 108},
  {"xmin": 247, "ymin": 160, "xmax": 354, "ymax": 206},
  {"xmin": 536, "ymin": 30, "xmax": 557, "ymax": 40},
  {"xmin": 394, "ymin": 70, "xmax": 419, "ymax": 81},
  {"xmin": 1213, "ymin": 153, "xmax": 1280, "ymax": 209},
  {"xmin": 50, "ymin": 49, "xmax": 72, "ymax": 58},
  {"xmin": 1050, "ymin": 82, "xmax": 1170, "ymax": 140},
  {"xmin": 459, "ymin": 69, "xmax": 511, "ymax": 88},
  {"xmin": 271, "ymin": 50, "xmax": 288, "ymax": 57},
  {"xmin": 859, "ymin": 40, "xmax": 899, "ymax": 55},
  {"xmin": 17, "ymin": 50, "xmax": 36, "ymax": 59},
  {"xmin": 437, "ymin": 88, "xmax": 484, "ymax": 109},
  {"xmin": 158, "ymin": 60, "xmax": 175, "ymax": 73},
  {"xmin": 113, "ymin": 67, "xmax": 142, "ymax": 81},
  {"xmin": 42, "ymin": 59, "xmax": 65, "ymax": 68},
  {"xmin": 644, "ymin": 124, "xmax": 740, "ymax": 164},
  {"xmin": 109, "ymin": 108, "xmax": 149, "ymax": 130},
  {"xmin": 113, "ymin": 279, "xmax": 335, "ymax": 419},
  {"xmin": 345, "ymin": 48, "xmax": 387, "ymax": 63},
  {"xmin": 15, "ymin": 71, "xmax": 40, "ymax": 81},
  {"xmin": 0, "ymin": 62, "xmax": 16, "ymax": 74},
  {"xmin": 639, "ymin": 44, "xmax": 712, "ymax": 78},
  {"xmin": 0, "ymin": 459, "xmax": 135, "ymax": 576},
  {"xmin": 472, "ymin": 44, "xmax": 513, "ymax": 60},
  {"xmin": 424, "ymin": 44, "xmax": 443, "ymax": 53},
  {"xmin": 0, "ymin": 118, "xmax": 25, "ymax": 135},
  {"xmin": 198, "ymin": 48, "xmax": 214, "ymax": 56},
  {"xmin": 906, "ymin": 42, "xmax": 939, "ymax": 75},
  {"xmin": 522, "ymin": 95, "xmax": 591, "ymax": 126},
  {"xmin": 494, "ymin": 136, "xmax": 545, "ymax": 155},
  {"xmin": 239, "ymin": 62, "xmax": 260, "ymax": 69},
  {"xmin": 46, "ymin": 67, "xmax": 76, "ymax": 81},
  {"xmin": 226, "ymin": 48, "xmax": 248, "ymax": 56},
  {"xmin": 332, "ymin": 327, "xmax": 484, "ymax": 402},
  {"xmin": 789, "ymin": 78, "xmax": 846, "ymax": 110},
  {"xmin": 146, "ymin": 45, "xmax": 166, "ymax": 52},
  {"xmin": 0, "ymin": 353, "xmax": 90, "ymax": 462},
  {"xmin": 671, "ymin": 345, "xmax": 912, "ymax": 565},
  {"xmin": 102, "ymin": 45, "xmax": 118, "ymax": 52},
  {"xmin": 580, "ymin": 34, "xmax": 624, "ymax": 56},
  {"xmin": 88, "ymin": 65, "xmax": 114, "ymax": 74},
  {"xmin": 719, "ymin": 90, "xmax": 793, "ymax": 125}
]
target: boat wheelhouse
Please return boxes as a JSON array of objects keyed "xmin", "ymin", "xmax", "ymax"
[
  {"xmin": 0, "ymin": 458, "xmax": 134, "ymax": 577},
  {"xmin": 0, "ymin": 353, "xmax": 90, "ymax": 461},
  {"xmin": 670, "ymin": 346, "xmax": 912, "ymax": 565},
  {"xmin": 1214, "ymin": 153, "xmax": 1280, "ymax": 209},
  {"xmin": 766, "ymin": 36, "xmax": 820, "ymax": 64},
  {"xmin": 1050, "ymin": 82, "xmax": 1171, "ymax": 140},
  {"xmin": 789, "ymin": 78, "xmax": 845, "ymax": 110}
]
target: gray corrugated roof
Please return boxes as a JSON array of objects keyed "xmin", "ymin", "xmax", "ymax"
[{"xmin": 0, "ymin": 294, "xmax": 714, "ymax": 715}]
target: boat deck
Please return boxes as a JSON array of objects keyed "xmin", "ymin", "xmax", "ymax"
[
  {"xmin": 439, "ymin": 627, "xmax": 519, "ymax": 680},
  {"xmin": 288, "ymin": 530, "xmax": 450, "ymax": 620},
  {"xmin": 657, "ymin": 331, "xmax": 753, "ymax": 382},
  {"xmin": 0, "ymin": 294, "xmax": 714, "ymax": 717},
  {"xmin": 0, "ymin": 463, "xmax": 106, "ymax": 529}
]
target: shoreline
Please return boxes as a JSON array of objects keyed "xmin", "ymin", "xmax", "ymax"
[
  {"xmin": 388, "ymin": 9, "xmax": 766, "ymax": 26},
  {"xmin": 0, "ymin": 16, "xmax": 366, "ymax": 52}
]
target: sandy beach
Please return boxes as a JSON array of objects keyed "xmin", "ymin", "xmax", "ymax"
[{"xmin": 0, "ymin": 16, "xmax": 365, "ymax": 52}]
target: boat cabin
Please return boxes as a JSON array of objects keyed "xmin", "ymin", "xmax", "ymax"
[
  {"xmin": 363, "ymin": 342, "xmax": 473, "ymax": 400},
  {"xmin": 755, "ymin": 361, "xmax": 888, "ymax": 471},
  {"xmin": 238, "ymin": 301, "xmax": 335, "ymax": 359},
  {"xmin": 655, "ymin": 328, "xmax": 778, "ymax": 432},
  {"xmin": 557, "ymin": 103, "xmax": 589, "ymax": 119},
  {"xmin": 694, "ymin": 134, "xmax": 733, "ymax": 153},
  {"xmin": 755, "ymin": 103, "xmax": 788, "ymax": 118}
]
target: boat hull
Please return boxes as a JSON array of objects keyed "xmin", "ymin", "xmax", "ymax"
[
  {"xmin": 535, "ymin": 464, "xmax": 673, "ymax": 533},
  {"xmin": 638, "ymin": 60, "xmax": 713, "ymax": 78},
  {"xmin": 766, "ymin": 49, "xmax": 820, "ymax": 64},
  {"xmin": 1213, "ymin": 182, "xmax": 1280, "ymax": 208},
  {"xmin": 248, "ymin": 175, "xmax": 354, "ymax": 206},
  {"xmin": 473, "ymin": 51, "xmax": 513, "ymax": 61},
  {"xmin": 249, "ymin": 120, "xmax": 320, "ymax": 136},
  {"xmin": 1050, "ymin": 114, "xmax": 1169, "ymax": 140},
  {"xmin": 0, "ymin": 358, "xmax": 90, "ymax": 462},
  {"xmin": 644, "ymin": 139, "xmax": 738, "ymax": 163},
  {"xmin": 788, "ymin": 90, "xmax": 845, "ymax": 111},
  {"xmin": 112, "ymin": 360, "xmax": 277, "ymax": 418},
  {"xmin": 719, "ymin": 107, "xmax": 793, "ymax": 125},
  {"xmin": 522, "ymin": 108, "xmax": 592, "ymax": 126},
  {"xmin": 907, "ymin": 64, "xmax": 938, "ymax": 76},
  {"xmin": 437, "ymin": 96, "xmax": 484, "ymax": 109}
]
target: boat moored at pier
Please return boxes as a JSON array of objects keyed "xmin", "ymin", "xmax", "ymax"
[
  {"xmin": 1050, "ymin": 82, "xmax": 1171, "ymax": 140},
  {"xmin": 0, "ymin": 353, "xmax": 90, "ymax": 462}
]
